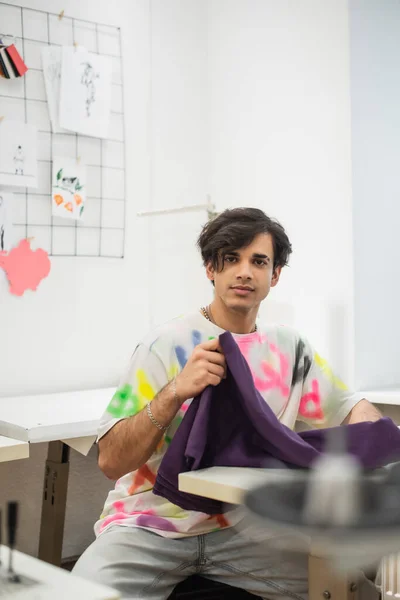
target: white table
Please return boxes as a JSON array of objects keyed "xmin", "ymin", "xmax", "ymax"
[
  {"xmin": 0, "ymin": 545, "xmax": 119, "ymax": 599},
  {"xmin": 0, "ymin": 387, "xmax": 115, "ymax": 566},
  {"xmin": 179, "ymin": 467, "xmax": 361, "ymax": 600},
  {"xmin": 361, "ymin": 389, "xmax": 400, "ymax": 406},
  {"xmin": 0, "ymin": 387, "xmax": 115, "ymax": 451},
  {"xmin": 178, "ymin": 466, "xmax": 288, "ymax": 504},
  {"xmin": 0, "ymin": 436, "xmax": 29, "ymax": 463}
]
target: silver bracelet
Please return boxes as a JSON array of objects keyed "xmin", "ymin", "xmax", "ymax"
[
  {"xmin": 146, "ymin": 401, "xmax": 168, "ymax": 432},
  {"xmin": 146, "ymin": 378, "xmax": 180, "ymax": 432}
]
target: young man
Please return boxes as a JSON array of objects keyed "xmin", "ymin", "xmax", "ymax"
[{"xmin": 74, "ymin": 208, "xmax": 381, "ymax": 599}]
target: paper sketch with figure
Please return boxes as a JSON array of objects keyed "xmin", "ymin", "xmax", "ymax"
[
  {"xmin": 41, "ymin": 46, "xmax": 68, "ymax": 133},
  {"xmin": 0, "ymin": 119, "xmax": 38, "ymax": 188},
  {"xmin": 52, "ymin": 156, "xmax": 86, "ymax": 221},
  {"xmin": 0, "ymin": 192, "xmax": 13, "ymax": 252},
  {"xmin": 59, "ymin": 46, "xmax": 112, "ymax": 139}
]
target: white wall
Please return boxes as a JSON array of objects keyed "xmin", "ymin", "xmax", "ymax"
[
  {"xmin": 1, "ymin": 0, "xmax": 357, "ymax": 560},
  {"xmin": 350, "ymin": 0, "xmax": 400, "ymax": 390},
  {"xmin": 148, "ymin": 0, "xmax": 212, "ymax": 327},
  {"xmin": 208, "ymin": 0, "xmax": 354, "ymax": 382}
]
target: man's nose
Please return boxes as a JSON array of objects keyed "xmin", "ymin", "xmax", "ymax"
[{"xmin": 236, "ymin": 261, "xmax": 253, "ymax": 280}]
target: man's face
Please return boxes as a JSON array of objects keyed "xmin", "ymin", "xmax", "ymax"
[{"xmin": 206, "ymin": 233, "xmax": 281, "ymax": 313}]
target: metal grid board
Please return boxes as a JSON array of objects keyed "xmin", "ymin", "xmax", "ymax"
[{"xmin": 0, "ymin": 1, "xmax": 126, "ymax": 258}]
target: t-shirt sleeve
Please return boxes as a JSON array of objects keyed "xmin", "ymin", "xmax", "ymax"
[
  {"xmin": 97, "ymin": 343, "xmax": 169, "ymax": 441},
  {"xmin": 297, "ymin": 339, "xmax": 363, "ymax": 428}
]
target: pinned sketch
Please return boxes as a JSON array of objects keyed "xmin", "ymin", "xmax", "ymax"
[
  {"xmin": 0, "ymin": 238, "xmax": 51, "ymax": 296},
  {"xmin": 0, "ymin": 192, "xmax": 13, "ymax": 252},
  {"xmin": 41, "ymin": 46, "xmax": 68, "ymax": 133},
  {"xmin": 52, "ymin": 156, "xmax": 86, "ymax": 221},
  {"xmin": 0, "ymin": 119, "xmax": 38, "ymax": 188},
  {"xmin": 81, "ymin": 61, "xmax": 100, "ymax": 118},
  {"xmin": 59, "ymin": 46, "xmax": 112, "ymax": 139}
]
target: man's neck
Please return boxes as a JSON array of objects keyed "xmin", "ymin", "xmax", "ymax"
[{"xmin": 208, "ymin": 300, "xmax": 258, "ymax": 334}]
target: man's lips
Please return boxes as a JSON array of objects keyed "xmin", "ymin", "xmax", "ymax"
[{"xmin": 231, "ymin": 286, "xmax": 254, "ymax": 295}]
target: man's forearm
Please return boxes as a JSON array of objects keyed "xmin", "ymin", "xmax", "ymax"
[
  {"xmin": 98, "ymin": 380, "xmax": 181, "ymax": 480},
  {"xmin": 342, "ymin": 398, "xmax": 383, "ymax": 425}
]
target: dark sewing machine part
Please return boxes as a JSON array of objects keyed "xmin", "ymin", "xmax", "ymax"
[{"xmin": 7, "ymin": 501, "xmax": 20, "ymax": 583}]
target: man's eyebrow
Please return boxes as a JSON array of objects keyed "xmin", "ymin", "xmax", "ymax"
[{"xmin": 253, "ymin": 253, "xmax": 271, "ymax": 262}]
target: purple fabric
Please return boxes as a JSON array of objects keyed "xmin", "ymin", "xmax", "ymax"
[{"xmin": 153, "ymin": 331, "xmax": 400, "ymax": 513}]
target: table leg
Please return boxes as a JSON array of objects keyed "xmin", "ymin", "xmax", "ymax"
[
  {"xmin": 308, "ymin": 554, "xmax": 359, "ymax": 600},
  {"xmin": 38, "ymin": 441, "xmax": 70, "ymax": 566}
]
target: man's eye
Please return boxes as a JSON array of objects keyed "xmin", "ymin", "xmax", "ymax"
[
  {"xmin": 225, "ymin": 256, "xmax": 236, "ymax": 263},
  {"xmin": 255, "ymin": 260, "xmax": 267, "ymax": 266}
]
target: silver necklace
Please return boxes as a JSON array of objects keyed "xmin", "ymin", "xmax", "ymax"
[{"xmin": 200, "ymin": 305, "xmax": 257, "ymax": 333}]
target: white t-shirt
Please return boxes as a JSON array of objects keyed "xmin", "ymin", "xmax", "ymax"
[{"xmin": 95, "ymin": 311, "xmax": 361, "ymax": 539}]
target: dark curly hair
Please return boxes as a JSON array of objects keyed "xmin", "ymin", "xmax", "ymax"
[{"xmin": 197, "ymin": 207, "xmax": 292, "ymax": 272}]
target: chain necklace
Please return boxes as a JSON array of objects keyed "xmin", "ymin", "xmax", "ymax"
[{"xmin": 200, "ymin": 305, "xmax": 257, "ymax": 333}]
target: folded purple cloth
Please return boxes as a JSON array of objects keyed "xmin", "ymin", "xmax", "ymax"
[{"xmin": 153, "ymin": 331, "xmax": 400, "ymax": 513}]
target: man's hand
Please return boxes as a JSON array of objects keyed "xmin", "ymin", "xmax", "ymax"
[{"xmin": 175, "ymin": 338, "xmax": 226, "ymax": 402}]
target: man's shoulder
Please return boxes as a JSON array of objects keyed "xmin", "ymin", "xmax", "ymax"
[
  {"xmin": 258, "ymin": 322, "xmax": 311, "ymax": 351},
  {"xmin": 140, "ymin": 311, "xmax": 207, "ymax": 353}
]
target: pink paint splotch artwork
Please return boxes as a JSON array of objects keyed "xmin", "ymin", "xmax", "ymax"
[{"xmin": 0, "ymin": 239, "xmax": 51, "ymax": 296}]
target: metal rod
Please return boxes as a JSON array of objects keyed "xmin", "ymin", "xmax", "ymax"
[{"xmin": 137, "ymin": 203, "xmax": 212, "ymax": 217}]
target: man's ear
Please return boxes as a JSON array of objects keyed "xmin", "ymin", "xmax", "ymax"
[
  {"xmin": 206, "ymin": 261, "xmax": 215, "ymax": 282},
  {"xmin": 271, "ymin": 266, "xmax": 282, "ymax": 288}
]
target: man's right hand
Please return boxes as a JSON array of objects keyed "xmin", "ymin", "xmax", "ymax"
[{"xmin": 175, "ymin": 337, "xmax": 226, "ymax": 403}]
